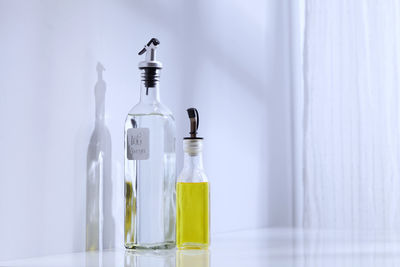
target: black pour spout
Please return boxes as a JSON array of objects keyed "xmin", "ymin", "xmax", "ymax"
[{"xmin": 186, "ymin": 108, "xmax": 201, "ymax": 139}]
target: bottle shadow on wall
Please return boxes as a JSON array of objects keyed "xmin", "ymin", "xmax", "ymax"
[{"xmin": 86, "ymin": 62, "xmax": 115, "ymax": 251}]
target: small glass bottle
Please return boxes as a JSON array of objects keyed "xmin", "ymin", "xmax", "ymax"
[
  {"xmin": 176, "ymin": 108, "xmax": 209, "ymax": 249},
  {"xmin": 124, "ymin": 38, "xmax": 176, "ymax": 249}
]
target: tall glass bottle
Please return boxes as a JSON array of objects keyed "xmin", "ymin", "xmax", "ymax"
[
  {"xmin": 124, "ymin": 38, "xmax": 176, "ymax": 249},
  {"xmin": 176, "ymin": 108, "xmax": 209, "ymax": 249}
]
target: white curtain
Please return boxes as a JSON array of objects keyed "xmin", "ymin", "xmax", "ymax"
[{"xmin": 303, "ymin": 0, "xmax": 400, "ymax": 229}]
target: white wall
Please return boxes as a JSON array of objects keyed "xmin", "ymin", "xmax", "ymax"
[{"xmin": 0, "ymin": 0, "xmax": 296, "ymax": 260}]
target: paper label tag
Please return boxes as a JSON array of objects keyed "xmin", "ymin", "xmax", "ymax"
[{"xmin": 127, "ymin": 128, "xmax": 150, "ymax": 160}]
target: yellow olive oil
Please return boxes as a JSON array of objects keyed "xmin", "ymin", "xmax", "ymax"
[
  {"xmin": 124, "ymin": 181, "xmax": 135, "ymax": 244},
  {"xmin": 176, "ymin": 182, "xmax": 209, "ymax": 249}
]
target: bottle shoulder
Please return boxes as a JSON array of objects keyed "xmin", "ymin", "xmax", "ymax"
[
  {"xmin": 178, "ymin": 168, "xmax": 208, "ymax": 183},
  {"xmin": 127, "ymin": 102, "xmax": 175, "ymax": 120},
  {"xmin": 89, "ymin": 125, "xmax": 111, "ymax": 142}
]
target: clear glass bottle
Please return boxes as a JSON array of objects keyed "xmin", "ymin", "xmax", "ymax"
[
  {"xmin": 176, "ymin": 108, "xmax": 209, "ymax": 249},
  {"xmin": 124, "ymin": 38, "xmax": 176, "ymax": 249}
]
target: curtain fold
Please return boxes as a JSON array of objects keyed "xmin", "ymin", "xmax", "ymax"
[{"xmin": 303, "ymin": 0, "xmax": 400, "ymax": 229}]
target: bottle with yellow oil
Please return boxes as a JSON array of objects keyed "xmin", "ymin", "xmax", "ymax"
[{"xmin": 177, "ymin": 108, "xmax": 209, "ymax": 249}]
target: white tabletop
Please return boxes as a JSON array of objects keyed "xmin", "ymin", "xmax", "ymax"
[{"xmin": 2, "ymin": 228, "xmax": 400, "ymax": 266}]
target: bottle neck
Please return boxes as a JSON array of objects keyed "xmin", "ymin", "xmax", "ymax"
[
  {"xmin": 140, "ymin": 83, "xmax": 160, "ymax": 104},
  {"xmin": 94, "ymin": 81, "xmax": 106, "ymax": 128},
  {"xmin": 95, "ymin": 108, "xmax": 105, "ymax": 128},
  {"xmin": 183, "ymin": 139, "xmax": 204, "ymax": 170},
  {"xmin": 183, "ymin": 151, "xmax": 204, "ymax": 170}
]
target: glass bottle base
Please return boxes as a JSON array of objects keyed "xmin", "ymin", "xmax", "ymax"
[
  {"xmin": 125, "ymin": 241, "xmax": 175, "ymax": 250},
  {"xmin": 177, "ymin": 242, "xmax": 209, "ymax": 250}
]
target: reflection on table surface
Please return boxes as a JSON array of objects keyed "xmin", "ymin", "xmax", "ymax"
[
  {"xmin": 124, "ymin": 249, "xmax": 209, "ymax": 267},
  {"xmin": 176, "ymin": 250, "xmax": 209, "ymax": 267},
  {"xmin": 3, "ymin": 229, "xmax": 400, "ymax": 266}
]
